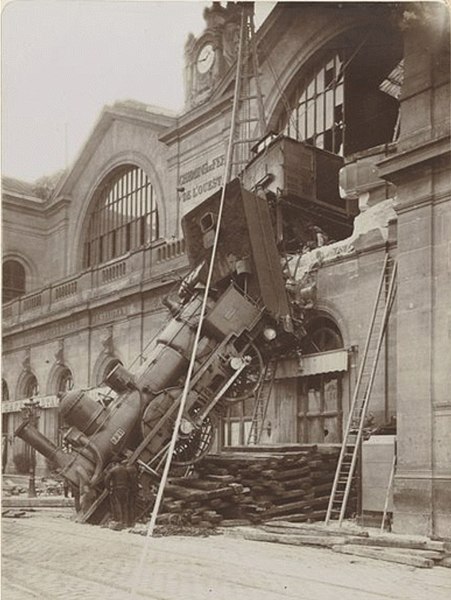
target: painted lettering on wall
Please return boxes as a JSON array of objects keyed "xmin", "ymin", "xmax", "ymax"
[
  {"xmin": 179, "ymin": 154, "xmax": 225, "ymax": 202},
  {"xmin": 92, "ymin": 307, "xmax": 126, "ymax": 324}
]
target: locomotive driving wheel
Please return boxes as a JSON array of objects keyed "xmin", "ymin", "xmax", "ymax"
[
  {"xmin": 172, "ymin": 409, "xmax": 216, "ymax": 466},
  {"xmin": 222, "ymin": 343, "xmax": 265, "ymax": 403},
  {"xmin": 141, "ymin": 389, "xmax": 216, "ymax": 471}
]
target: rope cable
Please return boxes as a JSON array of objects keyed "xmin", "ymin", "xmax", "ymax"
[{"xmin": 128, "ymin": 7, "xmax": 247, "ymax": 599}]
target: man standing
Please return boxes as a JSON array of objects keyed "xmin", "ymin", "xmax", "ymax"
[{"xmin": 104, "ymin": 461, "xmax": 130, "ymax": 527}]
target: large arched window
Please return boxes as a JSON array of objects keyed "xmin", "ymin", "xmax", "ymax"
[
  {"xmin": 280, "ymin": 52, "xmax": 345, "ymax": 155},
  {"xmin": 3, "ymin": 260, "xmax": 26, "ymax": 303},
  {"xmin": 83, "ymin": 165, "xmax": 159, "ymax": 268},
  {"xmin": 276, "ymin": 27, "xmax": 402, "ymax": 157}
]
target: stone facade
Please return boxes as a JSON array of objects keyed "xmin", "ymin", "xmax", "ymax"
[{"xmin": 2, "ymin": 2, "xmax": 449, "ymax": 536}]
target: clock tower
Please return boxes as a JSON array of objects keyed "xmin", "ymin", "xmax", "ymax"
[{"xmin": 184, "ymin": 2, "xmax": 241, "ymax": 108}]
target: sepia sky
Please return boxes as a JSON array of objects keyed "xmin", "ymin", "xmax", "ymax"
[{"xmin": 1, "ymin": 0, "xmax": 275, "ymax": 182}]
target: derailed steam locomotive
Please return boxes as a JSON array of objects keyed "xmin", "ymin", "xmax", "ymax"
[{"xmin": 15, "ymin": 179, "xmax": 311, "ymax": 523}]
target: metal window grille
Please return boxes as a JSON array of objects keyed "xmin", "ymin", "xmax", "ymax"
[{"xmin": 83, "ymin": 166, "xmax": 159, "ymax": 268}]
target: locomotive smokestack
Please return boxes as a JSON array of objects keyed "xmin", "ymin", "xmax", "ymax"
[{"xmin": 15, "ymin": 420, "xmax": 72, "ymax": 473}]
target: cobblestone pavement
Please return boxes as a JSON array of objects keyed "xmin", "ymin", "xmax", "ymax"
[{"xmin": 2, "ymin": 512, "xmax": 451, "ymax": 600}]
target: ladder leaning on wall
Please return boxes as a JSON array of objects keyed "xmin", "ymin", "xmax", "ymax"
[
  {"xmin": 325, "ymin": 252, "xmax": 397, "ymax": 525},
  {"xmin": 246, "ymin": 360, "xmax": 277, "ymax": 445}
]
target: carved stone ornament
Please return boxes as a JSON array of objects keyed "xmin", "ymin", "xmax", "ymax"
[
  {"xmin": 55, "ymin": 338, "xmax": 65, "ymax": 365},
  {"xmin": 101, "ymin": 326, "xmax": 114, "ymax": 356},
  {"xmin": 22, "ymin": 347, "xmax": 31, "ymax": 372}
]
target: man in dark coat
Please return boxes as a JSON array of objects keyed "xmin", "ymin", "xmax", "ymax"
[{"xmin": 104, "ymin": 461, "xmax": 130, "ymax": 526}]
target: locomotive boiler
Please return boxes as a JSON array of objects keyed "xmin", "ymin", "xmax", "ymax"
[{"xmin": 15, "ymin": 180, "xmax": 305, "ymax": 524}]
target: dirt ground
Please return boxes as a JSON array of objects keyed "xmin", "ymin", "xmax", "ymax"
[{"xmin": 2, "ymin": 509, "xmax": 451, "ymax": 600}]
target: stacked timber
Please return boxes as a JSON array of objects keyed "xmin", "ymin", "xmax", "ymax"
[
  {"xmin": 190, "ymin": 445, "xmax": 347, "ymax": 524},
  {"xmin": 156, "ymin": 478, "xmax": 251, "ymax": 528},
  {"xmin": 151, "ymin": 446, "xmax": 355, "ymax": 527}
]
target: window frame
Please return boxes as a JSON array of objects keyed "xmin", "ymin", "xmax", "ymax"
[
  {"xmin": 83, "ymin": 165, "xmax": 159, "ymax": 268},
  {"xmin": 2, "ymin": 260, "xmax": 26, "ymax": 304},
  {"xmin": 278, "ymin": 51, "xmax": 345, "ymax": 156}
]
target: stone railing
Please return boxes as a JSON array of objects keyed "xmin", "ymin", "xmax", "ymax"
[
  {"xmin": 22, "ymin": 292, "xmax": 43, "ymax": 312},
  {"xmin": 54, "ymin": 279, "xmax": 78, "ymax": 301},
  {"xmin": 156, "ymin": 239, "xmax": 186, "ymax": 262},
  {"xmin": 101, "ymin": 260, "xmax": 126, "ymax": 283},
  {"xmin": 2, "ymin": 239, "xmax": 187, "ymax": 328}
]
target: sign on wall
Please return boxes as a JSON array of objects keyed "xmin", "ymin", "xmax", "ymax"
[{"xmin": 178, "ymin": 153, "xmax": 225, "ymax": 205}]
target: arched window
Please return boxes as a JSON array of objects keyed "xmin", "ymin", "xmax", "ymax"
[
  {"xmin": 57, "ymin": 368, "xmax": 74, "ymax": 394},
  {"xmin": 83, "ymin": 165, "xmax": 159, "ymax": 268},
  {"xmin": 21, "ymin": 373, "xmax": 39, "ymax": 399},
  {"xmin": 301, "ymin": 315, "xmax": 343, "ymax": 354},
  {"xmin": 298, "ymin": 315, "xmax": 345, "ymax": 444},
  {"xmin": 3, "ymin": 260, "xmax": 26, "ymax": 303},
  {"xmin": 276, "ymin": 27, "xmax": 402, "ymax": 157},
  {"xmin": 103, "ymin": 358, "xmax": 122, "ymax": 384},
  {"xmin": 278, "ymin": 52, "xmax": 345, "ymax": 155},
  {"xmin": 2, "ymin": 379, "xmax": 10, "ymax": 402}
]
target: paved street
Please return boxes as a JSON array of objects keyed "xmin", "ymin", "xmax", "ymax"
[{"xmin": 2, "ymin": 512, "xmax": 451, "ymax": 600}]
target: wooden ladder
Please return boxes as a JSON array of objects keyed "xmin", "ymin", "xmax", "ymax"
[
  {"xmin": 230, "ymin": 4, "xmax": 266, "ymax": 179},
  {"xmin": 246, "ymin": 360, "xmax": 277, "ymax": 445},
  {"xmin": 325, "ymin": 253, "xmax": 397, "ymax": 525}
]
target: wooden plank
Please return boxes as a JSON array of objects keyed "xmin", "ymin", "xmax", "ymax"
[
  {"xmin": 261, "ymin": 467, "xmax": 311, "ymax": 481},
  {"xmin": 237, "ymin": 528, "xmax": 347, "ymax": 548},
  {"xmin": 346, "ymin": 535, "xmax": 447, "ymax": 552},
  {"xmin": 332, "ymin": 545, "xmax": 434, "ymax": 568},
  {"xmin": 264, "ymin": 520, "xmax": 369, "ymax": 537}
]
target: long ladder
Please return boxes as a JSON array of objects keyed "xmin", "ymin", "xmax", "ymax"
[
  {"xmin": 230, "ymin": 4, "xmax": 266, "ymax": 179},
  {"xmin": 326, "ymin": 253, "xmax": 397, "ymax": 525}
]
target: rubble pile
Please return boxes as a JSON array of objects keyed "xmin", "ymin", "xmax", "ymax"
[
  {"xmin": 2, "ymin": 477, "xmax": 64, "ymax": 497},
  {"xmin": 154, "ymin": 446, "xmax": 351, "ymax": 527}
]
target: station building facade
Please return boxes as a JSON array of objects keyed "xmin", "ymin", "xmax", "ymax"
[{"xmin": 2, "ymin": 2, "xmax": 450, "ymax": 537}]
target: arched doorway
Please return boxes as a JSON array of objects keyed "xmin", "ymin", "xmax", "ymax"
[
  {"xmin": 55, "ymin": 367, "xmax": 74, "ymax": 445},
  {"xmin": 297, "ymin": 315, "xmax": 346, "ymax": 443},
  {"xmin": 2, "ymin": 379, "xmax": 10, "ymax": 473}
]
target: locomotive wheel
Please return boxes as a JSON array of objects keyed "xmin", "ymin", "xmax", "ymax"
[
  {"xmin": 222, "ymin": 343, "xmax": 265, "ymax": 403},
  {"xmin": 172, "ymin": 410, "xmax": 216, "ymax": 466},
  {"xmin": 141, "ymin": 389, "xmax": 216, "ymax": 470}
]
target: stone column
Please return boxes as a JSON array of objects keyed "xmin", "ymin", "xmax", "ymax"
[{"xmin": 378, "ymin": 4, "xmax": 451, "ymax": 536}]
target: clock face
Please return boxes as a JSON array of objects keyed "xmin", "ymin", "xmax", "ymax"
[{"xmin": 196, "ymin": 43, "xmax": 215, "ymax": 74}]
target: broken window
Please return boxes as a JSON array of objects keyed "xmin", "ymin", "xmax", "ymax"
[
  {"xmin": 281, "ymin": 52, "xmax": 344, "ymax": 155},
  {"xmin": 277, "ymin": 25, "xmax": 403, "ymax": 157}
]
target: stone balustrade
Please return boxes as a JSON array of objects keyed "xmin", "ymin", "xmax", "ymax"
[{"xmin": 2, "ymin": 239, "xmax": 187, "ymax": 329}]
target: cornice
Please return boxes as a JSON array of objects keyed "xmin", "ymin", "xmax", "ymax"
[
  {"xmin": 394, "ymin": 190, "xmax": 450, "ymax": 215},
  {"xmin": 378, "ymin": 134, "xmax": 451, "ymax": 180},
  {"xmin": 2, "ymin": 195, "xmax": 47, "ymax": 216},
  {"xmin": 159, "ymin": 95, "xmax": 233, "ymax": 144}
]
